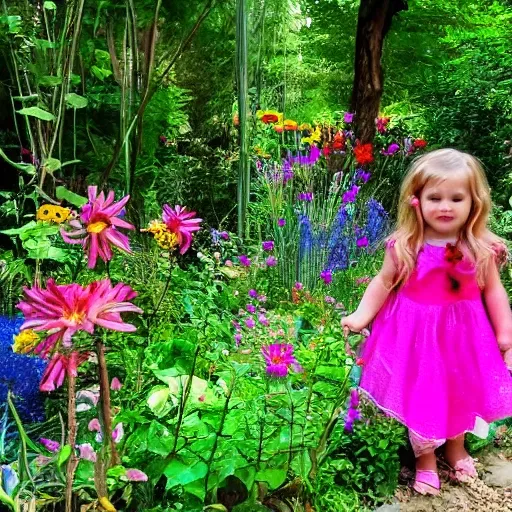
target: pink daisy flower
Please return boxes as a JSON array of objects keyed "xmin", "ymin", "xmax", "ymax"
[
  {"xmin": 261, "ymin": 343, "xmax": 303, "ymax": 378},
  {"xmin": 162, "ymin": 204, "xmax": 202, "ymax": 254},
  {"xmin": 61, "ymin": 186, "xmax": 134, "ymax": 269},
  {"xmin": 17, "ymin": 279, "xmax": 142, "ymax": 356}
]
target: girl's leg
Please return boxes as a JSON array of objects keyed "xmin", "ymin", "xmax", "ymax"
[
  {"xmin": 444, "ymin": 434, "xmax": 477, "ymax": 480},
  {"xmin": 409, "ymin": 431, "xmax": 443, "ymax": 495}
]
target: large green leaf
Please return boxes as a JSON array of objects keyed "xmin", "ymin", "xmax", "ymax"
[
  {"xmin": 147, "ymin": 386, "xmax": 171, "ymax": 417},
  {"xmin": 147, "ymin": 421, "xmax": 174, "ymax": 456},
  {"xmin": 65, "ymin": 93, "xmax": 88, "ymax": 109},
  {"xmin": 17, "ymin": 107, "xmax": 55, "ymax": 121},
  {"xmin": 57, "ymin": 445, "xmax": 72, "ymax": 466},
  {"xmin": 164, "ymin": 459, "xmax": 208, "ymax": 488},
  {"xmin": 255, "ymin": 468, "xmax": 287, "ymax": 490},
  {"xmin": 38, "ymin": 75, "xmax": 62, "ymax": 87},
  {"xmin": 42, "ymin": 157, "xmax": 61, "ymax": 175}
]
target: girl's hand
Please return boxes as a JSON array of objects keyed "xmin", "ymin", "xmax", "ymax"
[
  {"xmin": 503, "ymin": 348, "xmax": 512, "ymax": 371},
  {"xmin": 341, "ymin": 313, "xmax": 369, "ymax": 338}
]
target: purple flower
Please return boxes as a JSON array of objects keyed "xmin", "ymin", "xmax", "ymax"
[
  {"xmin": 248, "ymin": 289, "xmax": 258, "ymax": 298},
  {"xmin": 324, "ymin": 296, "xmax": 336, "ymax": 304},
  {"xmin": 356, "ymin": 236, "xmax": 368, "ymax": 248},
  {"xmin": 349, "ymin": 389, "xmax": 359, "ymax": 408},
  {"xmin": 234, "ymin": 333, "xmax": 242, "ymax": 345},
  {"xmin": 245, "ymin": 317, "xmax": 255, "ymax": 329},
  {"xmin": 262, "ymin": 240, "xmax": 275, "ymax": 251},
  {"xmin": 266, "ymin": 256, "xmax": 277, "ymax": 267},
  {"xmin": 342, "ymin": 185, "xmax": 360, "ymax": 204},
  {"xmin": 297, "ymin": 192, "xmax": 313, "ymax": 202},
  {"xmin": 246, "ymin": 304, "xmax": 256, "ymax": 314},
  {"xmin": 356, "ymin": 168, "xmax": 371, "ymax": 183},
  {"xmin": 278, "ymin": 218, "xmax": 286, "ymax": 227},
  {"xmin": 258, "ymin": 314, "xmax": 269, "ymax": 326},
  {"xmin": 40, "ymin": 438, "xmax": 60, "ymax": 453},
  {"xmin": 320, "ymin": 269, "xmax": 332, "ymax": 285},
  {"xmin": 88, "ymin": 418, "xmax": 101, "ymax": 432},
  {"xmin": 220, "ymin": 231, "xmax": 230, "ymax": 240},
  {"xmin": 381, "ymin": 143, "xmax": 400, "ymax": 156},
  {"xmin": 344, "ymin": 112, "xmax": 354, "ymax": 123},
  {"xmin": 261, "ymin": 343, "xmax": 303, "ymax": 378},
  {"xmin": 257, "ymin": 294, "xmax": 267, "ymax": 303},
  {"xmin": 238, "ymin": 255, "xmax": 251, "ymax": 267},
  {"xmin": 232, "ymin": 320, "xmax": 241, "ymax": 330},
  {"xmin": 125, "ymin": 469, "xmax": 148, "ymax": 482},
  {"xmin": 77, "ymin": 443, "xmax": 97, "ymax": 462},
  {"xmin": 294, "ymin": 282, "xmax": 303, "ymax": 290}
]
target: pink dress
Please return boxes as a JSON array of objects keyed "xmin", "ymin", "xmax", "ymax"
[{"xmin": 360, "ymin": 241, "xmax": 512, "ymax": 442}]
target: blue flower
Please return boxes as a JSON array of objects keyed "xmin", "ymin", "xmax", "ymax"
[
  {"xmin": 1, "ymin": 465, "xmax": 18, "ymax": 496},
  {"xmin": 365, "ymin": 199, "xmax": 388, "ymax": 246}
]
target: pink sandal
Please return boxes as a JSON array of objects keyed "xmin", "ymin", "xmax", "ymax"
[
  {"xmin": 413, "ymin": 470, "xmax": 441, "ymax": 495},
  {"xmin": 449, "ymin": 456, "xmax": 477, "ymax": 482}
]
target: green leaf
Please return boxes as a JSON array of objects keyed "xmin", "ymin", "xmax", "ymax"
[
  {"xmin": 0, "ymin": 486, "xmax": 15, "ymax": 510},
  {"xmin": 38, "ymin": 75, "xmax": 62, "ymax": 87},
  {"xmin": 255, "ymin": 468, "xmax": 287, "ymax": 490},
  {"xmin": 0, "ymin": 148, "xmax": 36, "ymax": 174},
  {"xmin": 58, "ymin": 445, "xmax": 72, "ymax": 465},
  {"xmin": 164, "ymin": 459, "xmax": 208, "ymax": 488},
  {"xmin": 43, "ymin": 1, "xmax": 57, "ymax": 9},
  {"xmin": 56, "ymin": 186, "xmax": 87, "ymax": 207},
  {"xmin": 183, "ymin": 478, "xmax": 206, "ymax": 501},
  {"xmin": 147, "ymin": 421, "xmax": 174, "ymax": 456},
  {"xmin": 17, "ymin": 107, "xmax": 55, "ymax": 121},
  {"xmin": 106, "ymin": 465, "xmax": 126, "ymax": 478},
  {"xmin": 42, "ymin": 157, "xmax": 61, "ymax": 175},
  {"xmin": 65, "ymin": 93, "xmax": 88, "ymax": 109},
  {"xmin": 91, "ymin": 65, "xmax": 112, "ymax": 81}
]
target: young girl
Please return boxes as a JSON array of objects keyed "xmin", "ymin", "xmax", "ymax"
[{"xmin": 342, "ymin": 148, "xmax": 512, "ymax": 495}]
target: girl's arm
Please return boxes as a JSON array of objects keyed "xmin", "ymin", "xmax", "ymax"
[
  {"xmin": 341, "ymin": 248, "xmax": 397, "ymax": 334},
  {"xmin": 483, "ymin": 258, "xmax": 512, "ymax": 351}
]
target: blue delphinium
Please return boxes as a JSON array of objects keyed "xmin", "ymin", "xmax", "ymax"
[
  {"xmin": 326, "ymin": 207, "xmax": 350, "ymax": 271},
  {"xmin": 0, "ymin": 316, "xmax": 46, "ymax": 422},
  {"xmin": 298, "ymin": 213, "xmax": 314, "ymax": 261},
  {"xmin": 365, "ymin": 198, "xmax": 389, "ymax": 247}
]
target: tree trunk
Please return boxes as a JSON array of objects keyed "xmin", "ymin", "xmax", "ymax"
[{"xmin": 350, "ymin": 0, "xmax": 408, "ymax": 143}]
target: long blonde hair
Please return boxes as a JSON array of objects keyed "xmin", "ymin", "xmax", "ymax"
[{"xmin": 390, "ymin": 148, "xmax": 505, "ymax": 287}]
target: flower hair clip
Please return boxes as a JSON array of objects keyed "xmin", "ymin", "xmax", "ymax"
[{"xmin": 409, "ymin": 195, "xmax": 420, "ymax": 207}]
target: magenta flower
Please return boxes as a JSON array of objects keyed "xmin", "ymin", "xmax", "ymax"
[
  {"xmin": 125, "ymin": 469, "xmax": 148, "ymax": 482},
  {"xmin": 278, "ymin": 218, "xmax": 286, "ymax": 227},
  {"xmin": 246, "ymin": 304, "xmax": 256, "ymax": 314},
  {"xmin": 111, "ymin": 377, "xmax": 122, "ymax": 391},
  {"xmin": 261, "ymin": 343, "xmax": 303, "ymax": 378},
  {"xmin": 294, "ymin": 282, "xmax": 303, "ymax": 290},
  {"xmin": 257, "ymin": 294, "xmax": 267, "ymax": 303},
  {"xmin": 61, "ymin": 186, "xmax": 134, "ymax": 269},
  {"xmin": 162, "ymin": 204, "xmax": 202, "ymax": 254},
  {"xmin": 17, "ymin": 279, "xmax": 142, "ymax": 357},
  {"xmin": 266, "ymin": 256, "xmax": 277, "ymax": 267},
  {"xmin": 258, "ymin": 314, "xmax": 269, "ymax": 327},
  {"xmin": 234, "ymin": 333, "xmax": 242, "ymax": 345},
  {"xmin": 320, "ymin": 269, "xmax": 332, "ymax": 285},
  {"xmin": 248, "ymin": 289, "xmax": 258, "ymax": 298},
  {"xmin": 40, "ymin": 352, "xmax": 89, "ymax": 392},
  {"xmin": 342, "ymin": 185, "xmax": 360, "ymax": 204},
  {"xmin": 356, "ymin": 236, "xmax": 368, "ymax": 248},
  {"xmin": 40, "ymin": 438, "xmax": 60, "ymax": 453},
  {"xmin": 262, "ymin": 240, "xmax": 274, "ymax": 251},
  {"xmin": 77, "ymin": 443, "xmax": 97, "ymax": 462},
  {"xmin": 344, "ymin": 112, "xmax": 354, "ymax": 123},
  {"xmin": 112, "ymin": 422, "xmax": 124, "ymax": 443},
  {"xmin": 381, "ymin": 143, "xmax": 400, "ymax": 156},
  {"xmin": 349, "ymin": 389, "xmax": 360, "ymax": 408},
  {"xmin": 238, "ymin": 255, "xmax": 251, "ymax": 267},
  {"xmin": 245, "ymin": 317, "xmax": 255, "ymax": 329}
]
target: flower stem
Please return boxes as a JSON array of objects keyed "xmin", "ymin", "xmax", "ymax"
[
  {"xmin": 148, "ymin": 251, "xmax": 174, "ymax": 326},
  {"xmin": 96, "ymin": 340, "xmax": 119, "ymax": 466},
  {"xmin": 65, "ymin": 371, "xmax": 78, "ymax": 512}
]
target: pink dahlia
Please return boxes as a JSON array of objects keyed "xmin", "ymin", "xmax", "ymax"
[
  {"xmin": 17, "ymin": 278, "xmax": 142, "ymax": 356},
  {"xmin": 162, "ymin": 205, "xmax": 202, "ymax": 254},
  {"xmin": 40, "ymin": 351, "xmax": 89, "ymax": 392},
  {"xmin": 261, "ymin": 343, "xmax": 303, "ymax": 378},
  {"xmin": 61, "ymin": 186, "xmax": 134, "ymax": 269}
]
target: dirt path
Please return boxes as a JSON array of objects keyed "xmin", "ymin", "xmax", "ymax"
[{"xmin": 386, "ymin": 452, "xmax": 512, "ymax": 512}]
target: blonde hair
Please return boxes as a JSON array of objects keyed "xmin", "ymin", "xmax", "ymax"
[{"xmin": 390, "ymin": 148, "xmax": 505, "ymax": 287}]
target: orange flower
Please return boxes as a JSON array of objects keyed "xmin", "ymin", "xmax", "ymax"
[
  {"xmin": 353, "ymin": 142, "xmax": 374, "ymax": 165},
  {"xmin": 274, "ymin": 124, "xmax": 284, "ymax": 133},
  {"xmin": 284, "ymin": 119, "xmax": 298, "ymax": 131}
]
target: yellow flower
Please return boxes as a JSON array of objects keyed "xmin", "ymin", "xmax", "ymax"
[
  {"xmin": 299, "ymin": 123, "xmax": 312, "ymax": 131},
  {"xmin": 13, "ymin": 329, "xmax": 39, "ymax": 354},
  {"xmin": 141, "ymin": 220, "xmax": 167, "ymax": 236},
  {"xmin": 154, "ymin": 231, "xmax": 179, "ymax": 250},
  {"xmin": 37, "ymin": 205, "xmax": 71, "ymax": 224}
]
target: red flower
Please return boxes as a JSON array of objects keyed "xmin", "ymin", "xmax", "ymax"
[
  {"xmin": 353, "ymin": 143, "xmax": 374, "ymax": 165},
  {"xmin": 262, "ymin": 114, "xmax": 279, "ymax": 124},
  {"xmin": 322, "ymin": 144, "xmax": 331, "ymax": 157},
  {"xmin": 413, "ymin": 138, "xmax": 427, "ymax": 149},
  {"xmin": 444, "ymin": 243, "xmax": 463, "ymax": 264},
  {"xmin": 273, "ymin": 125, "xmax": 284, "ymax": 134}
]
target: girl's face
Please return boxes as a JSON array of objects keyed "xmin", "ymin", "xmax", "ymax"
[{"xmin": 419, "ymin": 173, "xmax": 472, "ymax": 240}]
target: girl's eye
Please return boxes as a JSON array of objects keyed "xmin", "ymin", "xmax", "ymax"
[
  {"xmin": 429, "ymin": 197, "xmax": 440, "ymax": 202},
  {"xmin": 452, "ymin": 198, "xmax": 463, "ymax": 202}
]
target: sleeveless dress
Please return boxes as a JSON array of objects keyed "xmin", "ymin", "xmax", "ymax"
[{"xmin": 360, "ymin": 241, "xmax": 512, "ymax": 442}]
